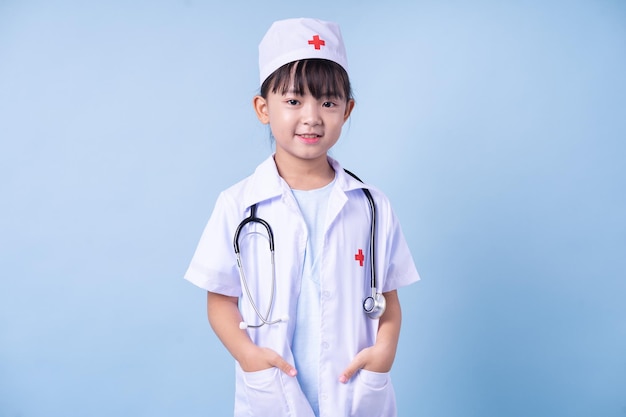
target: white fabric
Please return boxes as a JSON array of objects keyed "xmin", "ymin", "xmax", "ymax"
[
  {"xmin": 291, "ymin": 177, "xmax": 335, "ymax": 416},
  {"xmin": 258, "ymin": 18, "xmax": 349, "ymax": 85},
  {"xmin": 185, "ymin": 155, "xmax": 420, "ymax": 417}
]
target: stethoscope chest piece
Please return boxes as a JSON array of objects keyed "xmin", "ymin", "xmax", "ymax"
[{"xmin": 363, "ymin": 292, "xmax": 386, "ymax": 319}]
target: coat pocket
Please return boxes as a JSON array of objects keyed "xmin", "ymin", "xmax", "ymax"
[
  {"xmin": 242, "ymin": 367, "xmax": 315, "ymax": 417},
  {"xmin": 350, "ymin": 369, "xmax": 397, "ymax": 417},
  {"xmin": 242, "ymin": 368, "xmax": 290, "ymax": 416}
]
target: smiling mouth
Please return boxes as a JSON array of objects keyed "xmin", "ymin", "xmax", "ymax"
[{"xmin": 297, "ymin": 133, "xmax": 322, "ymax": 143}]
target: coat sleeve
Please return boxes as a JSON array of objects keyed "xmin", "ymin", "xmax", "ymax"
[
  {"xmin": 378, "ymin": 195, "xmax": 420, "ymax": 293},
  {"xmin": 184, "ymin": 191, "xmax": 242, "ymax": 297}
]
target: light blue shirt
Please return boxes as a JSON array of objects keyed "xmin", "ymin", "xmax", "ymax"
[{"xmin": 291, "ymin": 176, "xmax": 336, "ymax": 417}]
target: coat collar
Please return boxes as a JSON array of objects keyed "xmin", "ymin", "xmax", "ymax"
[{"xmin": 242, "ymin": 154, "xmax": 371, "ymax": 209}]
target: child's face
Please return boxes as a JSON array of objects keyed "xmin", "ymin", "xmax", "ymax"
[{"xmin": 254, "ymin": 86, "xmax": 354, "ymax": 167}]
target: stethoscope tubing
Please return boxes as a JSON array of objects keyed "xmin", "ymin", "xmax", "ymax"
[
  {"xmin": 234, "ymin": 204, "xmax": 274, "ymax": 253},
  {"xmin": 360, "ymin": 187, "xmax": 377, "ymax": 295},
  {"xmin": 344, "ymin": 171, "xmax": 386, "ymax": 319},
  {"xmin": 234, "ymin": 204, "xmax": 282, "ymax": 329}
]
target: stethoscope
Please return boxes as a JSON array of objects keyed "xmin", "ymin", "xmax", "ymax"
[{"xmin": 233, "ymin": 169, "xmax": 386, "ymax": 330}]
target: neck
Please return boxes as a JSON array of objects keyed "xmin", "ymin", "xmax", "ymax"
[{"xmin": 274, "ymin": 154, "xmax": 335, "ymax": 190}]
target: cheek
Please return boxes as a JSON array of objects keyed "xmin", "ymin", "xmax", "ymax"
[
  {"xmin": 270, "ymin": 111, "xmax": 297, "ymax": 129},
  {"xmin": 329, "ymin": 115, "xmax": 348, "ymax": 131},
  {"xmin": 268, "ymin": 116, "xmax": 292, "ymax": 139}
]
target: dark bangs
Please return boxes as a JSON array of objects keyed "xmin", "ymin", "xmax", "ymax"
[{"xmin": 261, "ymin": 59, "xmax": 352, "ymax": 101}]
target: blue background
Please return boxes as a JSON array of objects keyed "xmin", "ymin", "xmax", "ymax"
[{"xmin": 1, "ymin": 1, "xmax": 625, "ymax": 416}]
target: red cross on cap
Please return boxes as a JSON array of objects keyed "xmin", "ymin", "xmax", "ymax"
[{"xmin": 308, "ymin": 34, "xmax": 326, "ymax": 50}]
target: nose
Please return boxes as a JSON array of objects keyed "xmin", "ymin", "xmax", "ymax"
[{"xmin": 302, "ymin": 102, "xmax": 322, "ymax": 126}]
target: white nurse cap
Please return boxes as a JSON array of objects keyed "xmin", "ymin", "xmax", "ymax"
[{"xmin": 258, "ymin": 18, "xmax": 349, "ymax": 86}]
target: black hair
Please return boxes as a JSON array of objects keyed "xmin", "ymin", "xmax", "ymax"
[{"xmin": 260, "ymin": 59, "xmax": 352, "ymax": 101}]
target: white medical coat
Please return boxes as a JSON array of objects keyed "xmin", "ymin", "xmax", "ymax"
[{"xmin": 185, "ymin": 155, "xmax": 420, "ymax": 417}]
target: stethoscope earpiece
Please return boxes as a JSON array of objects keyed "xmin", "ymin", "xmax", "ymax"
[{"xmin": 239, "ymin": 315, "xmax": 289, "ymax": 330}]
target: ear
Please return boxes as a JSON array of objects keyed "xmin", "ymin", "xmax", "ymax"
[
  {"xmin": 253, "ymin": 95, "xmax": 269, "ymax": 124},
  {"xmin": 343, "ymin": 99, "xmax": 355, "ymax": 122}
]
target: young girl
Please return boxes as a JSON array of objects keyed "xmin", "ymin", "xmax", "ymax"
[{"xmin": 185, "ymin": 18, "xmax": 419, "ymax": 417}]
